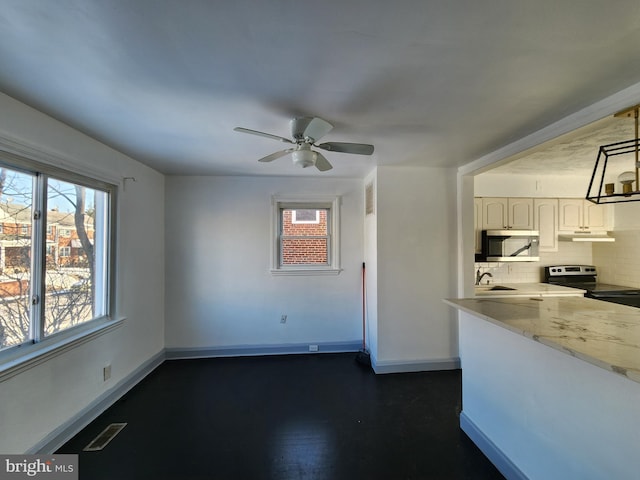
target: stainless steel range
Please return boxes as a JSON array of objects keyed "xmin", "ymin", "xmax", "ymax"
[{"xmin": 544, "ymin": 265, "xmax": 640, "ymax": 308}]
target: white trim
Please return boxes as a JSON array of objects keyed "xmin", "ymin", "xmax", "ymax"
[
  {"xmin": 270, "ymin": 194, "xmax": 341, "ymax": 275},
  {"xmin": 32, "ymin": 348, "xmax": 163, "ymax": 454},
  {"xmin": 371, "ymin": 356, "xmax": 460, "ymax": 374},
  {"xmin": 0, "ymin": 131, "xmax": 122, "ymax": 187},
  {"xmin": 460, "ymin": 412, "xmax": 528, "ymax": 480},
  {"xmin": 270, "ymin": 267, "xmax": 342, "ymax": 276},
  {"xmin": 165, "ymin": 341, "xmax": 361, "ymax": 359}
]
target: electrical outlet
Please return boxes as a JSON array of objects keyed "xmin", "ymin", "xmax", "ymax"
[
  {"xmin": 309, "ymin": 344, "xmax": 319, "ymax": 352},
  {"xmin": 280, "ymin": 315, "xmax": 287, "ymax": 324},
  {"xmin": 103, "ymin": 365, "xmax": 111, "ymax": 382}
]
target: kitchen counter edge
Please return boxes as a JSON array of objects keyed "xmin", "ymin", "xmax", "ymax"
[{"xmin": 444, "ymin": 296, "xmax": 640, "ymax": 384}]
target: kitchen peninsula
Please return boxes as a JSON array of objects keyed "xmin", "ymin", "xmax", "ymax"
[{"xmin": 445, "ymin": 296, "xmax": 640, "ymax": 480}]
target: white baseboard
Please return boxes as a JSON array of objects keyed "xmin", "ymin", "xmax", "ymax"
[
  {"xmin": 371, "ymin": 356, "xmax": 460, "ymax": 374},
  {"xmin": 165, "ymin": 341, "xmax": 361, "ymax": 360},
  {"xmin": 460, "ymin": 411, "xmax": 528, "ymax": 480},
  {"xmin": 32, "ymin": 350, "xmax": 165, "ymax": 454}
]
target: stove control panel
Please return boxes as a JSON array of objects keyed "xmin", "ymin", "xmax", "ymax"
[{"xmin": 545, "ymin": 265, "xmax": 597, "ymax": 277}]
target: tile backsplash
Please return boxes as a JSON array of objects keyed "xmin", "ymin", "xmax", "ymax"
[
  {"xmin": 475, "ymin": 242, "xmax": 593, "ymax": 284},
  {"xmin": 593, "ymin": 230, "xmax": 640, "ymax": 288}
]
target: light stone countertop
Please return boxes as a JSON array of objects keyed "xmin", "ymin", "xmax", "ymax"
[
  {"xmin": 474, "ymin": 283, "xmax": 585, "ymax": 297},
  {"xmin": 444, "ymin": 296, "xmax": 640, "ymax": 383}
]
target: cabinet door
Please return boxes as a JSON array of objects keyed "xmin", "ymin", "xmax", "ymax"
[
  {"xmin": 534, "ymin": 199, "xmax": 558, "ymax": 251},
  {"xmin": 482, "ymin": 198, "xmax": 508, "ymax": 229},
  {"xmin": 583, "ymin": 202, "xmax": 608, "ymax": 231},
  {"xmin": 508, "ymin": 198, "xmax": 534, "ymax": 229},
  {"xmin": 474, "ymin": 198, "xmax": 483, "ymax": 253},
  {"xmin": 558, "ymin": 199, "xmax": 583, "ymax": 231}
]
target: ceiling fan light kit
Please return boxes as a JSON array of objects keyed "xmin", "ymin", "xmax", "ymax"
[
  {"xmin": 586, "ymin": 105, "xmax": 640, "ymax": 204},
  {"xmin": 234, "ymin": 116, "xmax": 374, "ymax": 172},
  {"xmin": 292, "ymin": 147, "xmax": 317, "ymax": 168}
]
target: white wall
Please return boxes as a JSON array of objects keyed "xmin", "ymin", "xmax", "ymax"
[
  {"xmin": 363, "ymin": 171, "xmax": 378, "ymax": 357},
  {"xmin": 164, "ymin": 176, "xmax": 364, "ymax": 350},
  {"xmin": 0, "ymin": 93, "xmax": 165, "ymax": 453},
  {"xmin": 474, "ymin": 173, "xmax": 590, "ymax": 198},
  {"xmin": 373, "ymin": 166, "xmax": 458, "ymax": 369}
]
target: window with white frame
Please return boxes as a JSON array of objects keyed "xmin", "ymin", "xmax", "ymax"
[
  {"xmin": 0, "ymin": 153, "xmax": 116, "ymax": 356},
  {"xmin": 271, "ymin": 196, "xmax": 341, "ymax": 275}
]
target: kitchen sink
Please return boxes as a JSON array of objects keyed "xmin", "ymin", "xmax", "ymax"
[{"xmin": 475, "ymin": 285, "xmax": 517, "ymax": 291}]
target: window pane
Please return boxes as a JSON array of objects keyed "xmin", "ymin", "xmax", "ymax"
[
  {"xmin": 44, "ymin": 179, "xmax": 107, "ymax": 337},
  {"xmin": 280, "ymin": 208, "xmax": 329, "ymax": 265},
  {"xmin": 281, "ymin": 238, "xmax": 328, "ymax": 265},
  {"xmin": 0, "ymin": 168, "xmax": 34, "ymax": 351},
  {"xmin": 292, "ymin": 209, "xmax": 319, "ymax": 223}
]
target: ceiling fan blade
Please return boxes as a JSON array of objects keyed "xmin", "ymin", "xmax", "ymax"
[
  {"xmin": 316, "ymin": 142, "xmax": 374, "ymax": 155},
  {"xmin": 314, "ymin": 152, "xmax": 333, "ymax": 171},
  {"xmin": 292, "ymin": 117, "xmax": 333, "ymax": 142},
  {"xmin": 258, "ymin": 148, "xmax": 294, "ymax": 163},
  {"xmin": 234, "ymin": 127, "xmax": 293, "ymax": 144}
]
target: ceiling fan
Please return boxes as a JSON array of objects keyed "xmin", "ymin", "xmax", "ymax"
[{"xmin": 233, "ymin": 116, "xmax": 374, "ymax": 171}]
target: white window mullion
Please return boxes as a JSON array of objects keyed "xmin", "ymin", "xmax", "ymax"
[
  {"xmin": 29, "ymin": 174, "xmax": 47, "ymax": 343},
  {"xmin": 93, "ymin": 192, "xmax": 108, "ymax": 316}
]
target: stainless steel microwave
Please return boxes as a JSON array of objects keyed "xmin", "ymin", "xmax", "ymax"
[{"xmin": 480, "ymin": 230, "xmax": 540, "ymax": 262}]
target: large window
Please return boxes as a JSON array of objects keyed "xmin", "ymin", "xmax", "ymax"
[
  {"xmin": 0, "ymin": 155, "xmax": 115, "ymax": 355},
  {"xmin": 271, "ymin": 196, "xmax": 341, "ymax": 275}
]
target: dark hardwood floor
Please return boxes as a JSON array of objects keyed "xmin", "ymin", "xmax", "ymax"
[{"xmin": 58, "ymin": 353, "xmax": 504, "ymax": 480}]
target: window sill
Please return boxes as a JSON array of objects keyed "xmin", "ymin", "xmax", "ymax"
[
  {"xmin": 270, "ymin": 268, "xmax": 342, "ymax": 276},
  {"xmin": 0, "ymin": 316, "xmax": 125, "ymax": 382}
]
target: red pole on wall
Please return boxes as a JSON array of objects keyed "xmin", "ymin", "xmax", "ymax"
[{"xmin": 362, "ymin": 262, "xmax": 366, "ymax": 350}]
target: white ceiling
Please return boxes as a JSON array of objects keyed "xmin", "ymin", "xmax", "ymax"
[
  {"xmin": 486, "ymin": 114, "xmax": 637, "ymax": 176},
  {"xmin": 2, "ymin": 0, "xmax": 640, "ymax": 177}
]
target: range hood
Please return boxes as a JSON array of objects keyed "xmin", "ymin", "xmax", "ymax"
[{"xmin": 558, "ymin": 233, "xmax": 615, "ymax": 242}]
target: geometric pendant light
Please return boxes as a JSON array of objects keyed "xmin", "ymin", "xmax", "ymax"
[{"xmin": 586, "ymin": 105, "xmax": 640, "ymax": 204}]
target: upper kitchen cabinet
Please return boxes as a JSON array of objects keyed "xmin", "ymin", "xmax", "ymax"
[
  {"xmin": 481, "ymin": 197, "xmax": 534, "ymax": 230},
  {"xmin": 533, "ymin": 198, "xmax": 558, "ymax": 251},
  {"xmin": 558, "ymin": 199, "xmax": 611, "ymax": 232}
]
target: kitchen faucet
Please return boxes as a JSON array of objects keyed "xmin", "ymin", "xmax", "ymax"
[{"xmin": 475, "ymin": 269, "xmax": 493, "ymax": 285}]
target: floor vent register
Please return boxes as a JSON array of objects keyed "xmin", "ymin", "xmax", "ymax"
[{"xmin": 83, "ymin": 423, "xmax": 127, "ymax": 451}]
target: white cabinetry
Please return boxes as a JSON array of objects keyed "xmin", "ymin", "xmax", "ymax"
[
  {"xmin": 481, "ymin": 198, "xmax": 533, "ymax": 230},
  {"xmin": 558, "ymin": 199, "xmax": 610, "ymax": 232},
  {"xmin": 533, "ymin": 198, "xmax": 558, "ymax": 252},
  {"xmin": 475, "ymin": 197, "xmax": 612, "ymax": 256}
]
